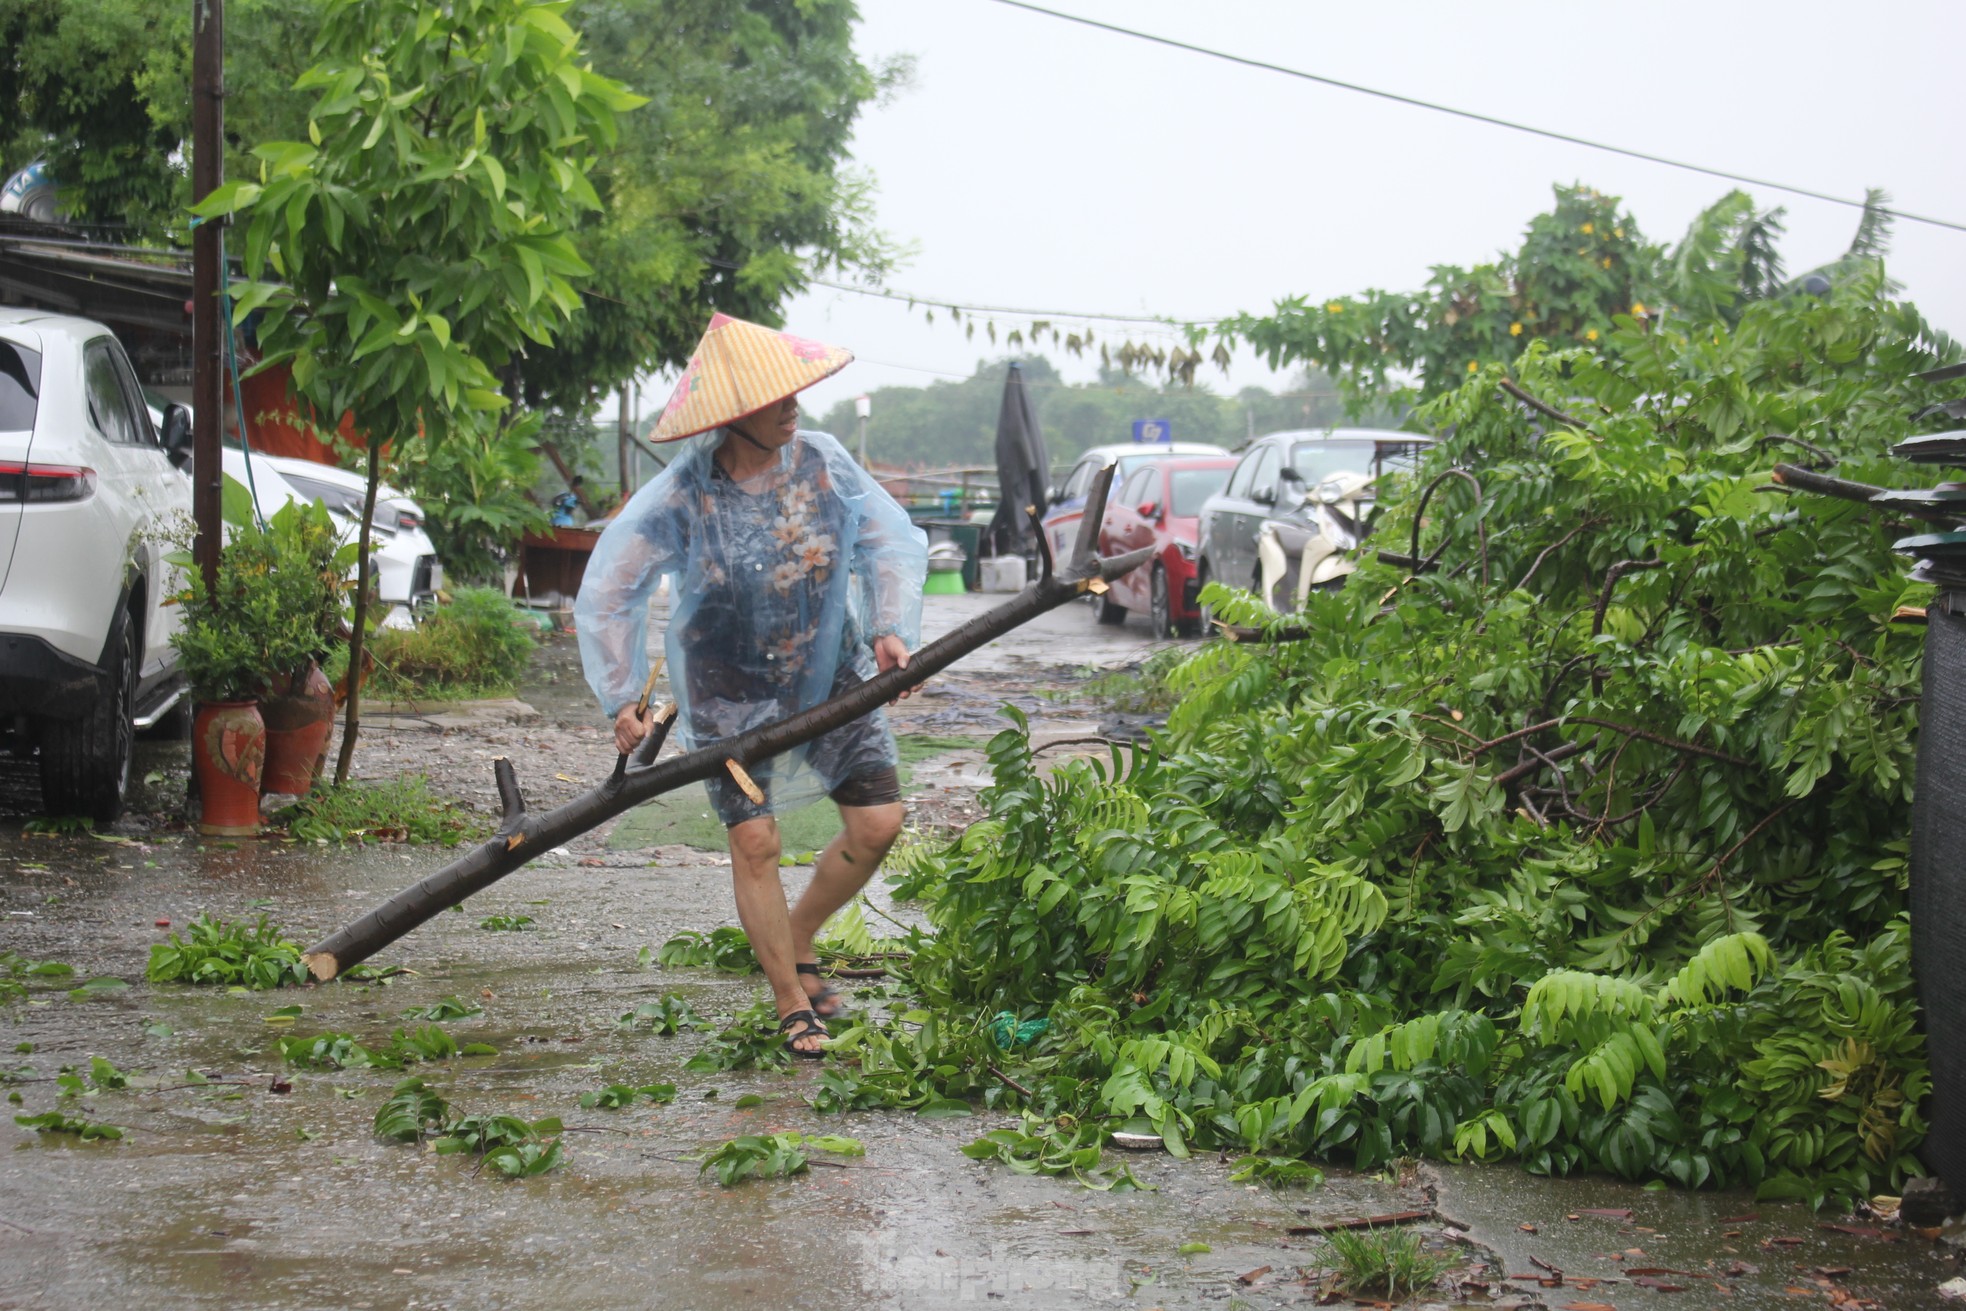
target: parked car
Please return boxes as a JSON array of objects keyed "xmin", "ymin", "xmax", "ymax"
[
  {"xmin": 1039, "ymin": 440, "xmax": 1228, "ymax": 563},
  {"xmin": 0, "ymin": 308, "xmax": 194, "ymax": 820},
  {"xmin": 145, "ymin": 392, "xmax": 444, "ymax": 630},
  {"xmin": 1196, "ymin": 428, "xmax": 1432, "ymax": 613},
  {"xmin": 1093, "ymin": 455, "xmax": 1236, "ymax": 637},
  {"xmin": 219, "ymin": 449, "xmax": 442, "ymax": 629}
]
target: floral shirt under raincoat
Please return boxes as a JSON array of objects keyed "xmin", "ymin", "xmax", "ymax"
[{"xmin": 575, "ymin": 429, "xmax": 928, "ymax": 813}]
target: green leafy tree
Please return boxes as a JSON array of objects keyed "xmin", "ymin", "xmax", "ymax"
[
  {"xmin": 1229, "ymin": 184, "xmax": 1661, "ymax": 406},
  {"xmin": 196, "ymin": 0, "xmax": 641, "ymax": 783},
  {"xmin": 1227, "ymin": 182, "xmax": 1904, "ymax": 412},
  {"xmin": 513, "ymin": 0, "xmax": 910, "ymax": 415}
]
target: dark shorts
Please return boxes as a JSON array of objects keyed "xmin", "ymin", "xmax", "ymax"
[{"xmin": 707, "ymin": 763, "xmax": 901, "ymax": 829}]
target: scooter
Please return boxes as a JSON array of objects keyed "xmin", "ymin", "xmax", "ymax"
[{"xmin": 1255, "ymin": 468, "xmax": 1376, "ymax": 612}]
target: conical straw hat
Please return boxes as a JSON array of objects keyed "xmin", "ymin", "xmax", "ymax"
[{"xmin": 650, "ymin": 313, "xmax": 853, "ymax": 442}]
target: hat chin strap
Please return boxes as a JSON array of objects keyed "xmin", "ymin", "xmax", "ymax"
[{"xmin": 726, "ymin": 422, "xmax": 772, "ymax": 453}]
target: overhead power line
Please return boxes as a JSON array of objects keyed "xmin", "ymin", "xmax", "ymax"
[
  {"xmin": 987, "ymin": 0, "xmax": 1966, "ymax": 236},
  {"xmin": 809, "ymin": 277, "xmax": 1220, "ymax": 327}
]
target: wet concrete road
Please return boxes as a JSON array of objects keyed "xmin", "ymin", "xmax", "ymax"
[{"xmin": 0, "ymin": 593, "xmax": 1959, "ymax": 1307}]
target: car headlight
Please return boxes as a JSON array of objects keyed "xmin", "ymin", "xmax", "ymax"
[{"xmin": 1175, "ymin": 540, "xmax": 1196, "ymax": 560}]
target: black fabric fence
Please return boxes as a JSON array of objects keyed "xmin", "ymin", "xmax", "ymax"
[{"xmin": 1913, "ymin": 593, "xmax": 1966, "ymax": 1187}]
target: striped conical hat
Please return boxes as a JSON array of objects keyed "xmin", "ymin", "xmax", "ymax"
[{"xmin": 650, "ymin": 313, "xmax": 853, "ymax": 443}]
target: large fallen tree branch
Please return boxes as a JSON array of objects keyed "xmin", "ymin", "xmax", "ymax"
[{"xmin": 303, "ymin": 464, "xmax": 1152, "ymax": 981}]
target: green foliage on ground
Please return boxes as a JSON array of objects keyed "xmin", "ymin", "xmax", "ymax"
[
  {"xmin": 271, "ymin": 776, "xmax": 481, "ymax": 845},
  {"xmin": 146, "ymin": 915, "xmax": 306, "ymax": 989},
  {"xmin": 366, "ymin": 589, "xmax": 539, "ymax": 700},
  {"xmin": 373, "ymin": 1076, "xmax": 565, "ymax": 1177},
  {"xmin": 959, "ymin": 1115, "xmax": 1150, "ymax": 1192},
  {"xmin": 14, "ymin": 1111, "xmax": 124, "ymax": 1141},
  {"xmin": 618, "ymin": 995, "xmax": 710, "ymax": 1035},
  {"xmin": 862, "ymin": 222, "xmax": 1957, "ymax": 1208},
  {"xmin": 579, "ymin": 1082, "xmax": 677, "ymax": 1109},
  {"xmin": 698, "ymin": 1131, "xmax": 863, "ymax": 1186},
  {"xmin": 0, "ymin": 952, "xmax": 74, "ymax": 1004},
  {"xmin": 277, "ymin": 1025, "xmax": 496, "ymax": 1070}
]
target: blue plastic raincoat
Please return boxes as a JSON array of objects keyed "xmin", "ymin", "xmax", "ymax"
[{"xmin": 575, "ymin": 428, "xmax": 928, "ymax": 815}]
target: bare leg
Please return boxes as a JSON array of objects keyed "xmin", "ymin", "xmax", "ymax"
[
  {"xmin": 788, "ymin": 801, "xmax": 904, "ymax": 1007},
  {"xmin": 725, "ymin": 816, "xmax": 825, "ymax": 1054}
]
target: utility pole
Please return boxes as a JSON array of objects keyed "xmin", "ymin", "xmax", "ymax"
[
  {"xmin": 190, "ymin": 0, "xmax": 224, "ymax": 592},
  {"xmin": 855, "ymin": 394, "xmax": 871, "ymax": 467},
  {"xmin": 616, "ymin": 384, "xmax": 630, "ymax": 506}
]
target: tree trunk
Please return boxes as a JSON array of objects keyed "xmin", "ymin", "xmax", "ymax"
[
  {"xmin": 333, "ymin": 439, "xmax": 383, "ymax": 788},
  {"xmin": 302, "ymin": 462, "xmax": 1149, "ymax": 980}
]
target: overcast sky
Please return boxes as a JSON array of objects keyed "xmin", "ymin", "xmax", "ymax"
[{"xmin": 701, "ymin": 0, "xmax": 1966, "ymax": 423}]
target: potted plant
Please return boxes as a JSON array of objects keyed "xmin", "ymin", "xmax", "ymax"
[
  {"xmin": 256, "ymin": 502, "xmax": 356, "ymax": 796},
  {"xmin": 171, "ymin": 498, "xmax": 346, "ymax": 833}
]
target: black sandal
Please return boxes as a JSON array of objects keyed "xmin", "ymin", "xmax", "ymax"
[
  {"xmin": 778, "ymin": 1008, "xmax": 829, "ymax": 1060},
  {"xmin": 796, "ymin": 962, "xmax": 848, "ymax": 1020}
]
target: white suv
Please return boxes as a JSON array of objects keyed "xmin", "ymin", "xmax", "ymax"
[{"xmin": 0, "ymin": 308, "xmax": 194, "ymax": 820}]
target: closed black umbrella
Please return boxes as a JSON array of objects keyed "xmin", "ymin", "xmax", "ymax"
[{"xmin": 988, "ymin": 362, "xmax": 1051, "ymax": 556}]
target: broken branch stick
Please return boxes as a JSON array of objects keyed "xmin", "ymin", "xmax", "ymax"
[
  {"xmin": 1771, "ymin": 461, "xmax": 1960, "ymax": 526},
  {"xmin": 302, "ymin": 464, "xmax": 1152, "ymax": 981}
]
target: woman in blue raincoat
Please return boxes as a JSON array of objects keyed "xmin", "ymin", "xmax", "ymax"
[{"xmin": 576, "ymin": 315, "xmax": 927, "ymax": 1058}]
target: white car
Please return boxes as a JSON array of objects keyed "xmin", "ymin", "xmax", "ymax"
[
  {"xmin": 217, "ymin": 448, "xmax": 443, "ymax": 629},
  {"xmin": 0, "ymin": 307, "xmax": 194, "ymax": 820}
]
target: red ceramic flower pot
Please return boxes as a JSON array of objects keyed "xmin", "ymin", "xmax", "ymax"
[
  {"xmin": 193, "ymin": 700, "xmax": 265, "ymax": 836},
  {"xmin": 260, "ymin": 663, "xmax": 335, "ymax": 796}
]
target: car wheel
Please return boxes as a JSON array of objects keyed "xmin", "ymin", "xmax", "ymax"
[
  {"xmin": 1194, "ymin": 559, "xmax": 1216, "ymax": 636},
  {"xmin": 1149, "ymin": 566, "xmax": 1176, "ymax": 640},
  {"xmin": 1096, "ymin": 586, "xmax": 1127, "ymax": 626},
  {"xmin": 40, "ymin": 610, "xmax": 135, "ymax": 823}
]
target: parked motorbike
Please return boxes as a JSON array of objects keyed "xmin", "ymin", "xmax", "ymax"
[{"xmin": 1254, "ymin": 467, "xmax": 1377, "ymax": 612}]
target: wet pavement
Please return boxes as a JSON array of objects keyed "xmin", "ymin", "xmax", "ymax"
[{"xmin": 0, "ymin": 593, "xmax": 1960, "ymax": 1307}]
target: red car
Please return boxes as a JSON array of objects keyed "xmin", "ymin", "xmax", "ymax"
[{"xmin": 1095, "ymin": 456, "xmax": 1237, "ymax": 637}]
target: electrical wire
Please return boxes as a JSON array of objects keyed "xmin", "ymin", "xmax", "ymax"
[
  {"xmin": 986, "ymin": 0, "xmax": 1966, "ymax": 236},
  {"xmin": 807, "ymin": 277, "xmax": 1221, "ymax": 327}
]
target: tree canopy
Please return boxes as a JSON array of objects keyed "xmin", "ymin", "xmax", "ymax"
[
  {"xmin": 2, "ymin": 0, "xmax": 896, "ymax": 415},
  {"xmin": 1222, "ymin": 182, "xmax": 1904, "ymax": 410}
]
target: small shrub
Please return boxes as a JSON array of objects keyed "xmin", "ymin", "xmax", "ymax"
[
  {"xmin": 272, "ymin": 776, "xmax": 479, "ymax": 846},
  {"xmin": 1318, "ymin": 1227, "xmax": 1453, "ymax": 1301},
  {"xmin": 146, "ymin": 915, "xmax": 305, "ymax": 989},
  {"xmin": 365, "ymin": 587, "xmax": 538, "ymax": 699}
]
